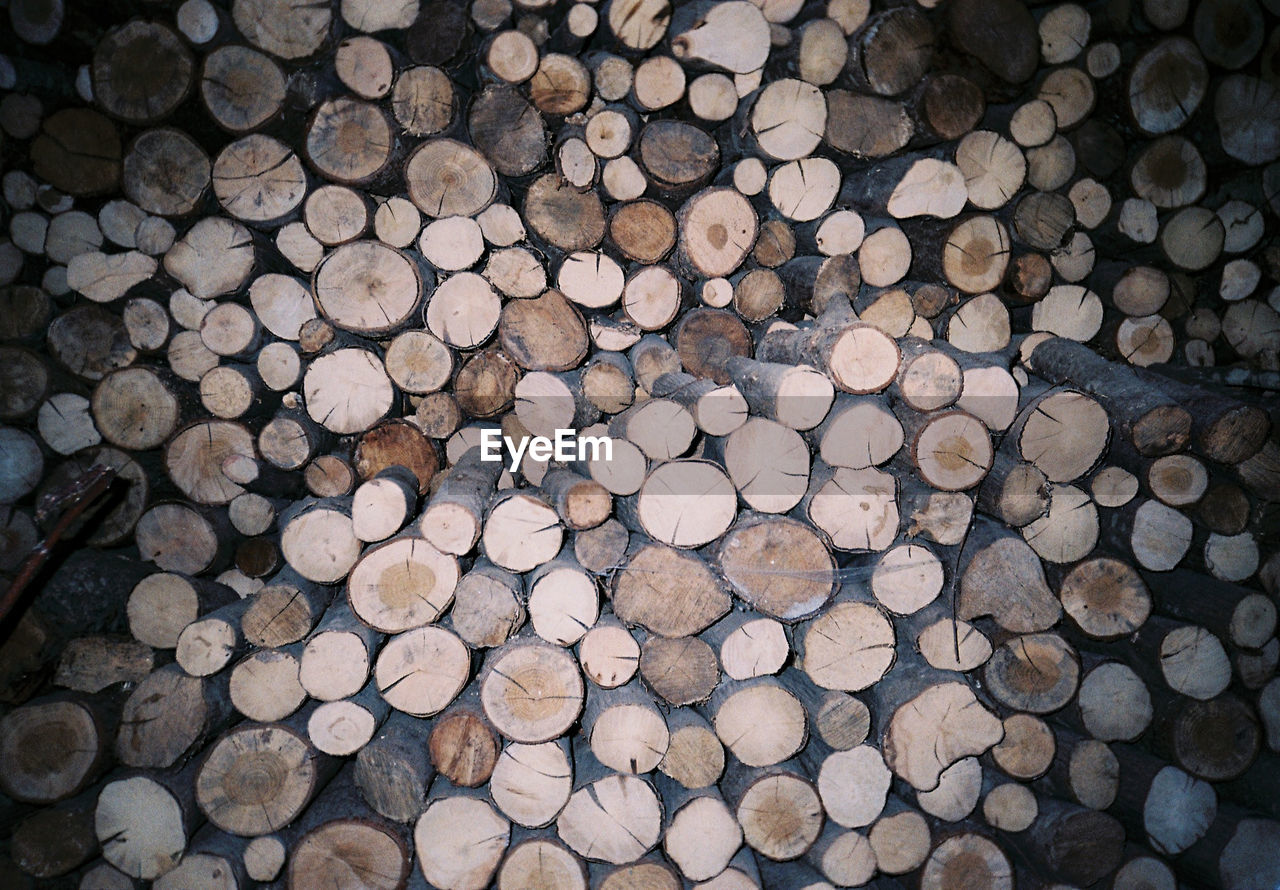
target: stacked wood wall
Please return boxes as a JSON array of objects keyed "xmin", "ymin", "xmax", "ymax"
[{"xmin": 1, "ymin": 0, "xmax": 1279, "ymax": 887}]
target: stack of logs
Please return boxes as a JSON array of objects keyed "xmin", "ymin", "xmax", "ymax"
[{"xmin": 1, "ymin": 0, "xmax": 1279, "ymax": 886}]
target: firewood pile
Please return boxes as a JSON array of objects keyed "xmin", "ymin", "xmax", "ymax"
[{"xmin": 1, "ymin": 0, "xmax": 1279, "ymax": 886}]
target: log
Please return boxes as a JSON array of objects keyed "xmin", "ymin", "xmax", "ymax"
[
  {"xmin": 1113, "ymin": 744, "xmax": 1218, "ymax": 856},
  {"xmin": 96, "ymin": 764, "xmax": 201, "ymax": 880},
  {"xmin": 725, "ymin": 356, "xmax": 833, "ymax": 431},
  {"xmin": 348, "ymin": 534, "xmax": 458, "ymax": 633},
  {"xmin": 497, "ymin": 837, "xmax": 587, "ymax": 890},
  {"xmin": 449, "ymin": 562, "xmax": 525, "ymax": 649},
  {"xmin": 1059, "ymin": 556, "xmax": 1151, "ymax": 640},
  {"xmin": 200, "ymin": 45, "xmax": 286, "ymax": 132},
  {"xmin": 975, "ymin": 450, "xmax": 1049, "ymax": 528},
  {"xmin": 624, "ymin": 459, "xmax": 736, "ymax": 548},
  {"xmin": 796, "ymin": 599, "xmax": 894, "ymax": 692},
  {"xmin": 808, "ymin": 742, "xmax": 890, "ymax": 829},
  {"xmin": 825, "ymin": 90, "xmax": 914, "ymax": 158},
  {"xmin": 659, "ymin": 780, "xmax": 741, "ymax": 881},
  {"xmin": 53, "ymin": 635, "xmax": 152, "ymax": 694},
  {"xmin": 352, "ymin": 466, "xmax": 419, "ymax": 543},
  {"xmin": 804, "ymin": 823, "xmax": 877, "ymax": 886},
  {"xmin": 1022, "ymin": 797, "xmax": 1126, "ymax": 885},
  {"xmin": 1131, "ymin": 366, "xmax": 1270, "ymax": 464},
  {"xmin": 722, "ymin": 760, "xmax": 823, "ymax": 861},
  {"xmin": 947, "ymin": 0, "xmax": 1037, "ymax": 83},
  {"xmin": 136, "ymin": 502, "xmax": 233, "ymax": 576},
  {"xmin": 958, "ymin": 518, "xmax": 1060, "ymax": 632},
  {"xmin": 313, "ymin": 243, "xmax": 421, "ymax": 335},
  {"xmin": 428, "ymin": 703, "xmax": 499, "ymax": 788},
  {"xmin": 413, "ymin": 787, "xmax": 509, "ymax": 890},
  {"xmin": 196, "ymin": 718, "xmax": 338, "ymax": 837},
  {"xmin": 640, "ymin": 634, "xmax": 718, "ymax": 706},
  {"xmin": 670, "ymin": 1, "xmax": 768, "ymax": 73},
  {"xmin": 609, "ymin": 540, "xmax": 728, "ymax": 639},
  {"xmin": 914, "ymin": 614, "xmax": 991, "ymax": 673},
  {"xmin": 1166, "ymin": 694, "xmax": 1261, "ymax": 782},
  {"xmin": 983, "ymin": 781, "xmax": 1037, "ymax": 833},
  {"xmin": 990, "ymin": 713, "xmax": 1055, "ymax": 782},
  {"xmin": 304, "ymin": 454, "xmax": 358, "ymax": 501},
  {"xmin": 10, "ymin": 791, "xmax": 98, "ymax": 879},
  {"xmin": 92, "ymin": 22, "xmax": 193, "ymax": 123},
  {"xmin": 712, "ymin": 513, "xmax": 833, "ymax": 622},
  {"xmin": 556, "ymin": 744, "xmax": 661, "ymax": 864},
  {"xmin": 984, "ymin": 632, "xmax": 1080, "ymax": 714},
  {"xmin": 305, "ymin": 98, "xmax": 394, "ymax": 185},
  {"xmin": 228, "ymin": 644, "xmax": 307, "ymax": 722},
  {"xmin": 703, "ymin": 611, "xmax": 788, "ymax": 682},
  {"xmin": 523, "ymin": 174, "xmax": 606, "ymax": 252},
  {"xmin": 1042, "ymin": 726, "xmax": 1118, "ymax": 809},
  {"xmin": 1143, "ymin": 568, "xmax": 1274, "ymax": 651},
  {"xmin": 1026, "ymin": 336, "xmax": 1191, "ymax": 456},
  {"xmin": 480, "ymin": 637, "xmax": 583, "ymax": 743},
  {"xmin": 122, "ymin": 129, "xmax": 209, "ymax": 218},
  {"xmin": 920, "ymin": 832, "xmax": 1014, "ymax": 890},
  {"xmin": 848, "ymin": 8, "xmax": 933, "ymax": 97},
  {"xmin": 374, "ymin": 625, "xmax": 469, "ymax": 717},
  {"xmin": 880, "ymin": 678, "xmax": 1003, "ymax": 791},
  {"xmin": 584, "ymin": 680, "xmax": 669, "ymax": 773},
  {"xmin": 117, "ymin": 664, "xmax": 233, "ymax": 769},
  {"xmin": 481, "ymin": 490, "xmax": 562, "ymax": 572},
  {"xmin": 489, "ymin": 739, "xmax": 572, "ymax": 828},
  {"xmin": 0, "ymin": 694, "xmax": 117, "ymax": 804},
  {"xmin": 709, "ymin": 677, "xmax": 807, "ymax": 768},
  {"xmin": 352, "ymin": 710, "xmax": 434, "ymax": 824},
  {"xmin": 526, "ymin": 554, "xmax": 598, "ymax": 647},
  {"xmin": 1011, "ymin": 387, "xmax": 1109, "ymax": 483},
  {"xmin": 657, "ymin": 707, "xmax": 724, "ymax": 791},
  {"xmin": 213, "ymin": 135, "xmax": 306, "ymax": 223},
  {"xmin": 164, "ymin": 217, "xmax": 254, "ymax": 299},
  {"xmin": 284, "ymin": 784, "xmax": 409, "ymax": 889},
  {"xmin": 279, "ymin": 498, "xmax": 362, "ymax": 584}
]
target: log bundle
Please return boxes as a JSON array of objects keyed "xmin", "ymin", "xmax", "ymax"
[{"xmin": 1, "ymin": 0, "xmax": 1279, "ymax": 887}]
